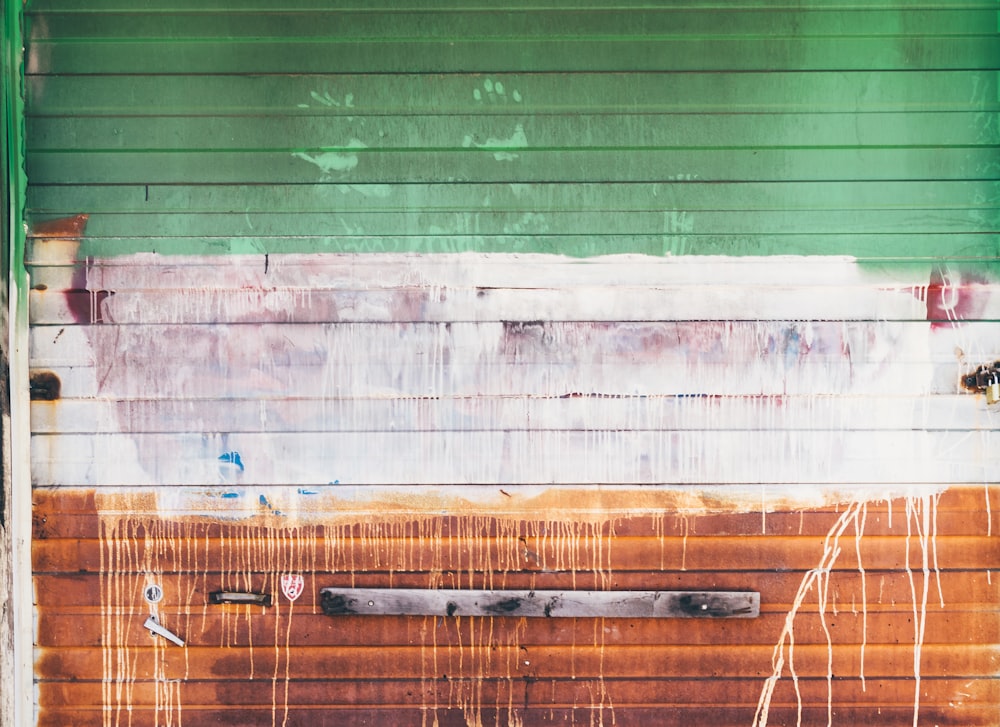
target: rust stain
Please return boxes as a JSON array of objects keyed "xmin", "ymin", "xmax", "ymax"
[
  {"xmin": 961, "ymin": 360, "xmax": 1000, "ymax": 393},
  {"xmin": 920, "ymin": 267, "xmax": 990, "ymax": 329},
  {"xmin": 29, "ymin": 214, "xmax": 89, "ymax": 239},
  {"xmin": 29, "ymin": 214, "xmax": 115, "ymax": 325},
  {"xmin": 29, "ymin": 371, "xmax": 61, "ymax": 401},
  {"xmin": 43, "ymin": 485, "xmax": 994, "ymax": 727}
]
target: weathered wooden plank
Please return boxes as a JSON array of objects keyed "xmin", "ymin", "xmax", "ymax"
[{"xmin": 318, "ymin": 588, "xmax": 759, "ymax": 618}]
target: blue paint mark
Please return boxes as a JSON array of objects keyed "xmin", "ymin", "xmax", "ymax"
[
  {"xmin": 258, "ymin": 494, "xmax": 284, "ymax": 516},
  {"xmin": 781, "ymin": 327, "xmax": 802, "ymax": 370},
  {"xmin": 219, "ymin": 451, "xmax": 244, "ymax": 471},
  {"xmin": 327, "ymin": 480, "xmax": 340, "ymax": 485},
  {"xmin": 297, "ymin": 488, "xmax": 318, "ymax": 495},
  {"xmin": 221, "ymin": 491, "xmax": 241, "ymax": 499}
]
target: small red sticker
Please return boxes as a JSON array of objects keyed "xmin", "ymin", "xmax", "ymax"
[{"xmin": 280, "ymin": 574, "xmax": 305, "ymax": 602}]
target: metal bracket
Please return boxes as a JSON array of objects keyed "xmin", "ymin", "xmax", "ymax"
[
  {"xmin": 320, "ymin": 588, "xmax": 759, "ymax": 619},
  {"xmin": 143, "ymin": 615, "xmax": 185, "ymax": 647},
  {"xmin": 962, "ymin": 361, "xmax": 1000, "ymax": 392}
]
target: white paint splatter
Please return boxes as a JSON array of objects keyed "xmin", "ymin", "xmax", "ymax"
[
  {"xmin": 472, "ymin": 124, "xmax": 528, "ymax": 162},
  {"xmin": 293, "ymin": 139, "xmax": 368, "ymax": 180}
]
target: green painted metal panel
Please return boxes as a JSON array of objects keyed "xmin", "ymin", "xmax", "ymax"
[
  {"xmin": 21, "ymin": 2, "xmax": 1000, "ymax": 260},
  {"xmin": 25, "ymin": 72, "xmax": 1000, "ymax": 115},
  {"xmin": 25, "ymin": 9, "xmax": 1000, "ymax": 38}
]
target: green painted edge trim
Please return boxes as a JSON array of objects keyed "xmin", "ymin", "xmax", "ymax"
[
  {"xmin": 4, "ymin": 0, "xmax": 26, "ymax": 313},
  {"xmin": 2, "ymin": 3, "xmax": 30, "ymax": 727}
]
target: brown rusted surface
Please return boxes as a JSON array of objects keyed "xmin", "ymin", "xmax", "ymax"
[
  {"xmin": 27, "ymin": 215, "xmax": 113, "ymax": 325},
  {"xmin": 28, "ymin": 214, "xmax": 88, "ymax": 240},
  {"xmin": 31, "ymin": 487, "xmax": 1000, "ymax": 727},
  {"xmin": 28, "ymin": 371, "xmax": 60, "ymax": 401}
]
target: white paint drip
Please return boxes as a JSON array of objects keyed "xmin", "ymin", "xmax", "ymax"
[
  {"xmin": 753, "ymin": 503, "xmax": 859, "ymax": 727},
  {"xmin": 905, "ymin": 496, "xmax": 931, "ymax": 727},
  {"xmin": 753, "ymin": 494, "xmax": 944, "ymax": 727},
  {"xmin": 98, "ymin": 506, "xmax": 631, "ymax": 726},
  {"xmin": 853, "ymin": 502, "xmax": 868, "ymax": 692}
]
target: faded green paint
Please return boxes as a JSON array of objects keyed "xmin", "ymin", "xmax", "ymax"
[
  {"xmin": 3, "ymin": 0, "xmax": 26, "ymax": 303},
  {"xmin": 3, "ymin": 4, "xmax": 30, "ymax": 727},
  {"xmin": 20, "ymin": 2, "xmax": 1000, "ymax": 262}
]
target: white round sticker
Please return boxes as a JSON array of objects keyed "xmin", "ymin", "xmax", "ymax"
[{"xmin": 144, "ymin": 584, "xmax": 164, "ymax": 604}]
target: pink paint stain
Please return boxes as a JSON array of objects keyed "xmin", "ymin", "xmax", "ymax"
[
  {"xmin": 31, "ymin": 214, "xmax": 114, "ymax": 325},
  {"xmin": 908, "ymin": 268, "xmax": 989, "ymax": 329}
]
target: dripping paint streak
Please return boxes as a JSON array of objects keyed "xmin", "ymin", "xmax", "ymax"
[
  {"xmin": 986, "ymin": 483, "xmax": 993, "ymax": 538},
  {"xmin": 853, "ymin": 502, "xmax": 868, "ymax": 692},
  {"xmin": 905, "ymin": 496, "xmax": 932, "ymax": 727},
  {"xmin": 752, "ymin": 501, "xmax": 862, "ymax": 727},
  {"xmin": 931, "ymin": 493, "xmax": 944, "ymax": 609},
  {"xmin": 282, "ymin": 598, "xmax": 295, "ymax": 727}
]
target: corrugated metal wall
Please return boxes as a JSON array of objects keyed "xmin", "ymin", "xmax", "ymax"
[{"xmin": 23, "ymin": 1, "xmax": 1000, "ymax": 726}]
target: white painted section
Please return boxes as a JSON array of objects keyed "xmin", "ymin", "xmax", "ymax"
[
  {"xmin": 29, "ymin": 429, "xmax": 1000, "ymax": 487},
  {"xmin": 26, "ymin": 252, "xmax": 1000, "ymax": 515},
  {"xmin": 29, "ymin": 394, "xmax": 1000, "ymax": 433},
  {"xmin": 11, "ymin": 273, "xmax": 34, "ymax": 727}
]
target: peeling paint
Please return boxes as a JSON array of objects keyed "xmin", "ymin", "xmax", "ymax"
[
  {"xmin": 75, "ymin": 484, "xmax": 999, "ymax": 727},
  {"xmin": 26, "ymin": 232, "xmax": 1000, "ymax": 724}
]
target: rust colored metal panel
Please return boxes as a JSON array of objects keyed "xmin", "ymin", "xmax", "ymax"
[{"xmin": 29, "ymin": 487, "xmax": 1000, "ymax": 727}]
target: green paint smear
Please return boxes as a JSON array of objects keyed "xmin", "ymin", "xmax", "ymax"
[
  {"xmin": 3, "ymin": 0, "xmax": 28, "ymax": 312},
  {"xmin": 53, "ymin": 233, "xmax": 1000, "ymax": 266},
  {"xmin": 19, "ymin": 3, "xmax": 1000, "ymax": 271}
]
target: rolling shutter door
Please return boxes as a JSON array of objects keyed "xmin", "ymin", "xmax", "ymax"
[{"xmin": 24, "ymin": 2, "xmax": 1000, "ymax": 725}]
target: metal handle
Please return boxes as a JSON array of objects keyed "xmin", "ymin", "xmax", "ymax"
[
  {"xmin": 143, "ymin": 615, "xmax": 185, "ymax": 647},
  {"xmin": 209, "ymin": 591, "xmax": 273, "ymax": 607}
]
